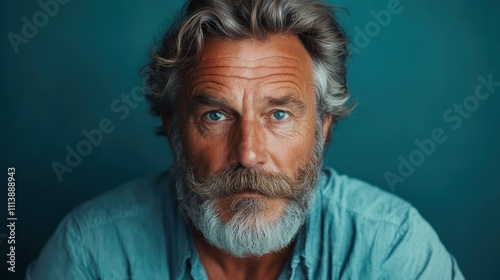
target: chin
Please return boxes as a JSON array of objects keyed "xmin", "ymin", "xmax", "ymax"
[
  {"xmin": 195, "ymin": 196, "xmax": 305, "ymax": 257},
  {"xmin": 215, "ymin": 196, "xmax": 288, "ymax": 226}
]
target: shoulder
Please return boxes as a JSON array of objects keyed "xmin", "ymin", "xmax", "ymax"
[
  {"xmin": 310, "ymin": 167, "xmax": 464, "ymax": 278},
  {"xmin": 318, "ymin": 166, "xmax": 412, "ymax": 226},
  {"xmin": 68, "ymin": 173, "xmax": 168, "ymax": 232},
  {"xmin": 27, "ymin": 171, "xmax": 176, "ymax": 279}
]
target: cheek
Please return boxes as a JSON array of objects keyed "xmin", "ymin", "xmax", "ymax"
[
  {"xmin": 268, "ymin": 121, "xmax": 317, "ymax": 173},
  {"xmin": 181, "ymin": 126, "xmax": 230, "ymax": 174}
]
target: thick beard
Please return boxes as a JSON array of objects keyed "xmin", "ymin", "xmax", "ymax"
[{"xmin": 171, "ymin": 116, "xmax": 325, "ymax": 257}]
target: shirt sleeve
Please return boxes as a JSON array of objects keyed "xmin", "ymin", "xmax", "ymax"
[
  {"xmin": 26, "ymin": 212, "xmax": 96, "ymax": 280},
  {"xmin": 379, "ymin": 207, "xmax": 465, "ymax": 280}
]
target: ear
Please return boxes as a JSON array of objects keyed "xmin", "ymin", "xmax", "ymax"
[
  {"xmin": 160, "ymin": 110, "xmax": 174, "ymax": 149},
  {"xmin": 322, "ymin": 114, "xmax": 333, "ymax": 142}
]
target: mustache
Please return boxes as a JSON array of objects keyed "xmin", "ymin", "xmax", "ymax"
[{"xmin": 186, "ymin": 166, "xmax": 307, "ymax": 199}]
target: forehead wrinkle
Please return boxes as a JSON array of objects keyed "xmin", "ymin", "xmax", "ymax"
[
  {"xmin": 189, "ymin": 80, "xmax": 230, "ymax": 96},
  {"xmin": 190, "ymin": 72, "xmax": 304, "ymax": 83},
  {"xmin": 198, "ymin": 55, "xmax": 302, "ymax": 64},
  {"xmin": 260, "ymin": 81, "xmax": 303, "ymax": 92},
  {"xmin": 193, "ymin": 65, "xmax": 307, "ymax": 80}
]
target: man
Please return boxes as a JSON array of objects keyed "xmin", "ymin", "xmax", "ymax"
[{"xmin": 27, "ymin": 0, "xmax": 464, "ymax": 279}]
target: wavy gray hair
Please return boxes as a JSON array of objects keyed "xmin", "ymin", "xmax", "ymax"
[{"xmin": 145, "ymin": 0, "xmax": 355, "ymax": 142}]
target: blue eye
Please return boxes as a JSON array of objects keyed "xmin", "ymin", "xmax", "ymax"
[
  {"xmin": 205, "ymin": 111, "xmax": 226, "ymax": 121},
  {"xmin": 272, "ymin": 110, "xmax": 289, "ymax": 120}
]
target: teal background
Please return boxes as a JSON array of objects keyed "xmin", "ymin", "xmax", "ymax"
[{"xmin": 1, "ymin": 0, "xmax": 499, "ymax": 279}]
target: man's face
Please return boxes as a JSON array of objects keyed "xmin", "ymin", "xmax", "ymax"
[
  {"xmin": 181, "ymin": 34, "xmax": 318, "ymax": 178},
  {"xmin": 168, "ymin": 34, "xmax": 331, "ymax": 256}
]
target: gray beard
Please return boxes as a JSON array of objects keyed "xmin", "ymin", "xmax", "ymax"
[{"xmin": 171, "ymin": 118, "xmax": 325, "ymax": 257}]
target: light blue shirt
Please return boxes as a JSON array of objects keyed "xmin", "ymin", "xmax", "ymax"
[{"xmin": 27, "ymin": 167, "xmax": 464, "ymax": 279}]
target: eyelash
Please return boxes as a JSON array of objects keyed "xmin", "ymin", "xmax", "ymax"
[
  {"xmin": 203, "ymin": 110, "xmax": 228, "ymax": 122},
  {"xmin": 270, "ymin": 110, "xmax": 291, "ymax": 121}
]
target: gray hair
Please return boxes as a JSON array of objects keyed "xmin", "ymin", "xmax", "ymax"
[{"xmin": 145, "ymin": 0, "xmax": 356, "ymax": 142}]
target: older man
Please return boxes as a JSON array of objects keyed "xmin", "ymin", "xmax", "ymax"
[{"xmin": 27, "ymin": 0, "xmax": 464, "ymax": 279}]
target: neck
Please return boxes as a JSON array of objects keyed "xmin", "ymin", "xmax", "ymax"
[{"xmin": 193, "ymin": 229, "xmax": 294, "ymax": 280}]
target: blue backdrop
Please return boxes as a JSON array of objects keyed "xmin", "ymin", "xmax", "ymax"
[{"xmin": 1, "ymin": 0, "xmax": 499, "ymax": 279}]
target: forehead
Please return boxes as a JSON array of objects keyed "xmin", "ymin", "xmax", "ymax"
[
  {"xmin": 199, "ymin": 34, "xmax": 312, "ymax": 65},
  {"xmin": 190, "ymin": 34, "xmax": 314, "ymax": 87}
]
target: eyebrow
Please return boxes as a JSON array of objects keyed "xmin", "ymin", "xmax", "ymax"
[
  {"xmin": 192, "ymin": 93, "xmax": 230, "ymax": 107},
  {"xmin": 192, "ymin": 92, "xmax": 307, "ymax": 112},
  {"xmin": 263, "ymin": 95, "xmax": 307, "ymax": 111}
]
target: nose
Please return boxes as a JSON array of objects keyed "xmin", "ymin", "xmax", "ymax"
[{"xmin": 230, "ymin": 118, "xmax": 267, "ymax": 168}]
